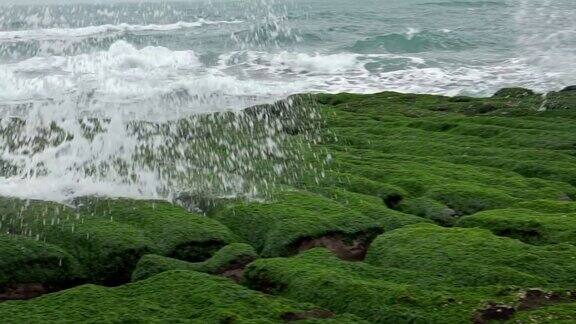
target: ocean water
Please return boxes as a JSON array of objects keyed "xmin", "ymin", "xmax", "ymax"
[{"xmin": 0, "ymin": 0, "xmax": 574, "ymax": 201}]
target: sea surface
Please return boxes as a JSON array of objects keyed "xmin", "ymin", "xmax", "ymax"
[{"xmin": 0, "ymin": 0, "xmax": 574, "ymax": 200}]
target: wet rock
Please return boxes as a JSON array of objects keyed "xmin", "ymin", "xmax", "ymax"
[
  {"xmin": 473, "ymin": 303, "xmax": 516, "ymax": 323},
  {"xmin": 560, "ymin": 85, "xmax": 576, "ymax": 92},
  {"xmin": 493, "ymin": 87, "xmax": 536, "ymax": 98}
]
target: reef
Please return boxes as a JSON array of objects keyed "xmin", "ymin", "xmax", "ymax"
[{"xmin": 0, "ymin": 86, "xmax": 575, "ymax": 323}]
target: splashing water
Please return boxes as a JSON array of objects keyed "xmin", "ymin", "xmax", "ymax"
[{"xmin": 0, "ymin": 0, "xmax": 322, "ymax": 202}]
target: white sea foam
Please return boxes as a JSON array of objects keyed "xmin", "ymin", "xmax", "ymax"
[{"xmin": 0, "ymin": 19, "xmax": 243, "ymax": 42}]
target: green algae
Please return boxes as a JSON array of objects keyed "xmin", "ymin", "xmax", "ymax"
[
  {"xmin": 365, "ymin": 224, "xmax": 576, "ymax": 287},
  {"xmin": 210, "ymin": 189, "xmax": 382, "ymax": 257},
  {"xmin": 244, "ymin": 248, "xmax": 526, "ymax": 323},
  {"xmin": 0, "ymin": 196, "xmax": 237, "ymax": 284},
  {"xmin": 458, "ymin": 208, "xmax": 576, "ymax": 245},
  {"xmin": 0, "ymin": 234, "xmax": 81, "ymax": 287},
  {"xmin": 0, "ymin": 270, "xmax": 364, "ymax": 323},
  {"xmin": 75, "ymin": 198, "xmax": 237, "ymax": 261},
  {"xmin": 1, "ymin": 87, "xmax": 575, "ymax": 321},
  {"xmin": 132, "ymin": 243, "xmax": 258, "ymax": 281}
]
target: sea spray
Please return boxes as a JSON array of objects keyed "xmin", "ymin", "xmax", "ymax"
[{"xmin": 0, "ymin": 0, "xmax": 329, "ymax": 204}]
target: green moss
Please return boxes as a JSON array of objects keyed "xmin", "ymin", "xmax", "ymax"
[
  {"xmin": 244, "ymin": 248, "xmax": 526, "ymax": 323},
  {"xmin": 0, "ymin": 234, "xmax": 81, "ymax": 286},
  {"xmin": 514, "ymin": 199, "xmax": 576, "ymax": 214},
  {"xmin": 397, "ymin": 197, "xmax": 457, "ymax": 226},
  {"xmin": 244, "ymin": 224, "xmax": 576, "ymax": 322},
  {"xmin": 0, "ymin": 197, "xmax": 237, "ymax": 284},
  {"xmin": 211, "ymin": 190, "xmax": 382, "ymax": 257},
  {"xmin": 0, "ymin": 197, "xmax": 151, "ymax": 284},
  {"xmin": 492, "ymin": 87, "xmax": 537, "ymax": 99},
  {"xmin": 457, "ymin": 208, "xmax": 576, "ymax": 245},
  {"xmin": 309, "ymin": 186, "xmax": 429, "ymax": 230},
  {"xmin": 0, "ymin": 270, "xmax": 363, "ymax": 323},
  {"xmin": 132, "ymin": 243, "xmax": 258, "ymax": 281},
  {"xmin": 510, "ymin": 302, "xmax": 576, "ymax": 323},
  {"xmin": 365, "ymin": 224, "xmax": 576, "ymax": 287},
  {"xmin": 76, "ymin": 198, "xmax": 237, "ymax": 261}
]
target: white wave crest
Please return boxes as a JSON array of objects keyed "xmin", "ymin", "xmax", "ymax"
[{"xmin": 0, "ymin": 19, "xmax": 243, "ymax": 42}]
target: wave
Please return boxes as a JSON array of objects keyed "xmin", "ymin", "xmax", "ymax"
[
  {"xmin": 0, "ymin": 19, "xmax": 243, "ymax": 42},
  {"xmin": 0, "ymin": 39, "xmax": 567, "ymax": 118},
  {"xmin": 418, "ymin": 1, "xmax": 508, "ymax": 8},
  {"xmin": 349, "ymin": 29, "xmax": 472, "ymax": 54}
]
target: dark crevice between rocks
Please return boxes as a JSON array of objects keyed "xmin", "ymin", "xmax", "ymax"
[
  {"xmin": 383, "ymin": 194, "xmax": 403, "ymax": 210},
  {"xmin": 0, "ymin": 281, "xmax": 82, "ymax": 302},
  {"xmin": 473, "ymin": 289, "xmax": 576, "ymax": 323},
  {"xmin": 294, "ymin": 230, "xmax": 382, "ymax": 262},
  {"xmin": 168, "ymin": 240, "xmax": 227, "ymax": 263},
  {"xmin": 216, "ymin": 255, "xmax": 258, "ymax": 283},
  {"xmin": 492, "ymin": 228, "xmax": 543, "ymax": 245},
  {"xmin": 0, "ymin": 284, "xmax": 56, "ymax": 301},
  {"xmin": 99, "ymin": 248, "xmax": 151, "ymax": 287}
]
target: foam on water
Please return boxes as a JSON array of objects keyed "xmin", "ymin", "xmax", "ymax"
[{"xmin": 0, "ymin": 19, "xmax": 243, "ymax": 42}]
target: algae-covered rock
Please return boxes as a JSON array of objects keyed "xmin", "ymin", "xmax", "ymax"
[
  {"xmin": 244, "ymin": 248, "xmax": 539, "ymax": 323},
  {"xmin": 544, "ymin": 90, "xmax": 576, "ymax": 110},
  {"xmin": 211, "ymin": 190, "xmax": 382, "ymax": 259},
  {"xmin": 0, "ymin": 197, "xmax": 151, "ymax": 285},
  {"xmin": 493, "ymin": 87, "xmax": 536, "ymax": 98},
  {"xmin": 76, "ymin": 198, "xmax": 237, "ymax": 261},
  {"xmin": 365, "ymin": 224, "xmax": 576, "ymax": 286},
  {"xmin": 0, "ymin": 270, "xmax": 364, "ymax": 323},
  {"xmin": 0, "ymin": 196, "xmax": 237, "ymax": 284},
  {"xmin": 244, "ymin": 224, "xmax": 576, "ymax": 323},
  {"xmin": 397, "ymin": 197, "xmax": 457, "ymax": 226},
  {"xmin": 132, "ymin": 243, "xmax": 258, "ymax": 281},
  {"xmin": 458, "ymin": 208, "xmax": 576, "ymax": 245},
  {"xmin": 0, "ymin": 234, "xmax": 82, "ymax": 300},
  {"xmin": 508, "ymin": 302, "xmax": 576, "ymax": 323}
]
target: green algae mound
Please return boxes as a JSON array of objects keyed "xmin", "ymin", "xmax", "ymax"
[
  {"xmin": 458, "ymin": 208, "xmax": 576, "ymax": 245},
  {"xmin": 0, "ymin": 197, "xmax": 237, "ymax": 284},
  {"xmin": 0, "ymin": 234, "xmax": 82, "ymax": 300},
  {"xmin": 211, "ymin": 190, "xmax": 383, "ymax": 259},
  {"xmin": 132, "ymin": 243, "xmax": 258, "ymax": 281},
  {"xmin": 365, "ymin": 224, "xmax": 576, "ymax": 287},
  {"xmin": 0, "ymin": 270, "xmax": 364, "ymax": 323}
]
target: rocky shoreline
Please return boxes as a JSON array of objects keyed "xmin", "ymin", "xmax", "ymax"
[{"xmin": 1, "ymin": 87, "xmax": 575, "ymax": 323}]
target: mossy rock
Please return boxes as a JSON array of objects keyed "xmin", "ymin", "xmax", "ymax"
[
  {"xmin": 0, "ymin": 197, "xmax": 237, "ymax": 284},
  {"xmin": 76, "ymin": 198, "xmax": 237, "ymax": 262},
  {"xmin": 492, "ymin": 87, "xmax": 536, "ymax": 99},
  {"xmin": 309, "ymin": 186, "xmax": 430, "ymax": 230},
  {"xmin": 365, "ymin": 224, "xmax": 576, "ymax": 287},
  {"xmin": 457, "ymin": 208, "xmax": 576, "ymax": 245},
  {"xmin": 508, "ymin": 302, "xmax": 576, "ymax": 323},
  {"xmin": 0, "ymin": 197, "xmax": 151, "ymax": 285},
  {"xmin": 514, "ymin": 199, "xmax": 576, "ymax": 214},
  {"xmin": 210, "ymin": 190, "xmax": 382, "ymax": 258},
  {"xmin": 132, "ymin": 243, "xmax": 258, "ymax": 281},
  {"xmin": 544, "ymin": 90, "xmax": 576, "ymax": 110},
  {"xmin": 245, "ymin": 248, "xmax": 545, "ymax": 323},
  {"xmin": 397, "ymin": 197, "xmax": 457, "ymax": 226},
  {"xmin": 424, "ymin": 184, "xmax": 518, "ymax": 216},
  {"xmin": 0, "ymin": 234, "xmax": 82, "ymax": 298},
  {"xmin": 0, "ymin": 270, "xmax": 364, "ymax": 323}
]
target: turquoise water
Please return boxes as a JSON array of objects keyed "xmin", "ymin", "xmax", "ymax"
[
  {"xmin": 0, "ymin": 0, "xmax": 574, "ymax": 200},
  {"xmin": 1, "ymin": 0, "xmax": 574, "ymax": 109}
]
